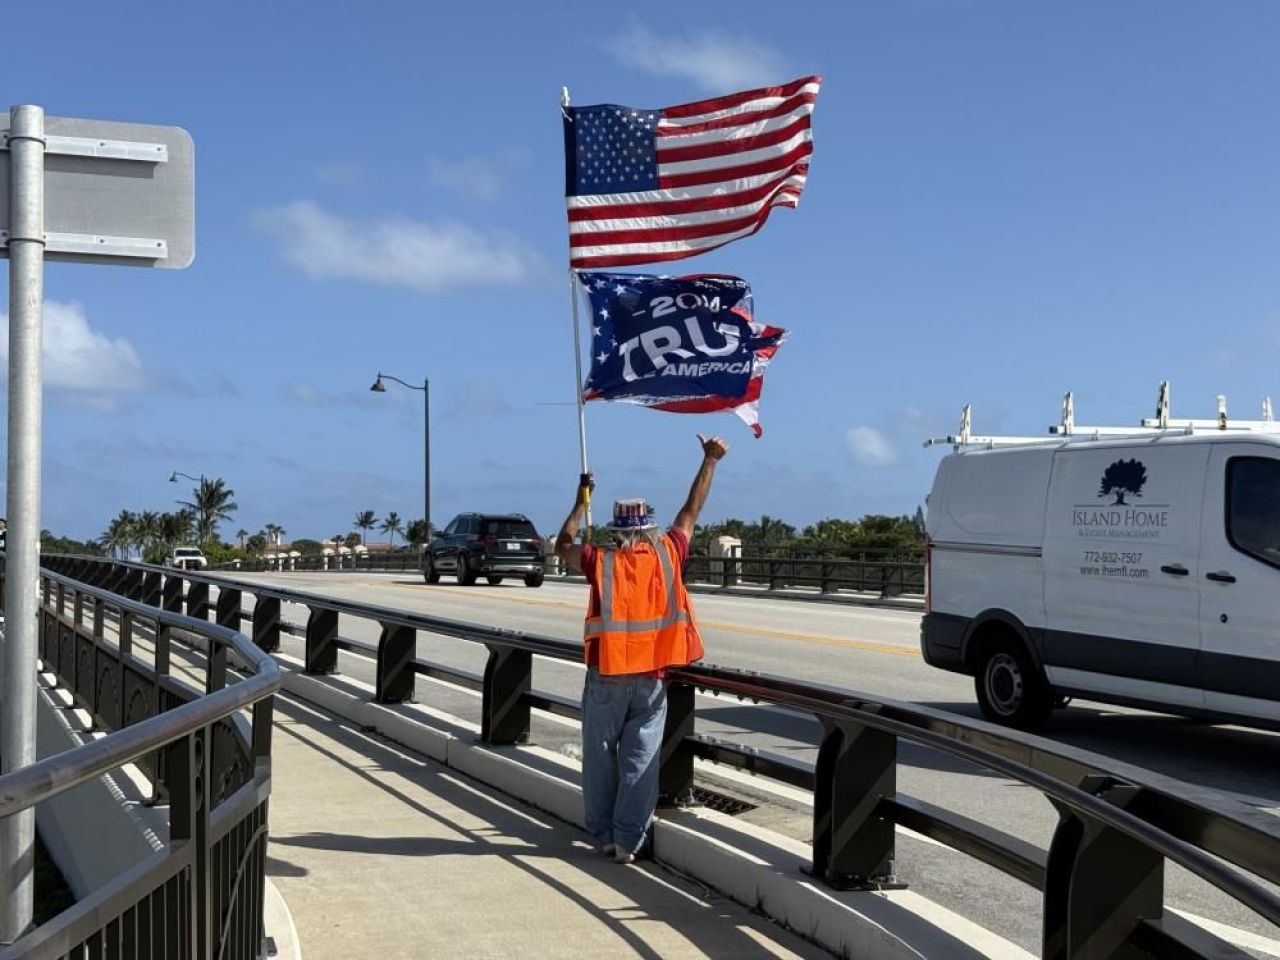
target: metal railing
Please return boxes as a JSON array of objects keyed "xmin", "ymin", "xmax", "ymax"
[
  {"xmin": 41, "ymin": 554, "xmax": 1280, "ymax": 959},
  {"xmin": 682, "ymin": 551, "xmax": 924, "ymax": 597},
  {"xmin": 211, "ymin": 547, "xmax": 927, "ymax": 599},
  {"xmin": 0, "ymin": 560, "xmax": 281, "ymax": 960}
]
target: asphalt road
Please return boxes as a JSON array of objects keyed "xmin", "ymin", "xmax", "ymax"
[{"xmin": 216, "ymin": 570, "xmax": 1280, "ymax": 957}]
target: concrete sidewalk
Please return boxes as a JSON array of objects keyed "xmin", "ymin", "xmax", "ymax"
[{"xmin": 266, "ymin": 694, "xmax": 829, "ymax": 960}]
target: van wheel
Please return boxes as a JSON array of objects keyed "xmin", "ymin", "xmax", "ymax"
[{"xmin": 974, "ymin": 640, "xmax": 1053, "ymax": 729}]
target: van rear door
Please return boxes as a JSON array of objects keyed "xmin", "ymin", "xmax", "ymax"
[
  {"xmin": 1042, "ymin": 443, "xmax": 1207, "ymax": 710},
  {"xmin": 1198, "ymin": 444, "xmax": 1280, "ymax": 723}
]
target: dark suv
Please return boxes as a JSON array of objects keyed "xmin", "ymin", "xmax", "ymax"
[{"xmin": 422, "ymin": 513, "xmax": 546, "ymax": 587}]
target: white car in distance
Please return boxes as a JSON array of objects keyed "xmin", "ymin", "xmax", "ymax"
[{"xmin": 167, "ymin": 546, "xmax": 207, "ymax": 571}]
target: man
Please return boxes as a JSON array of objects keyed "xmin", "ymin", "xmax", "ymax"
[{"xmin": 555, "ymin": 434, "xmax": 729, "ymax": 864}]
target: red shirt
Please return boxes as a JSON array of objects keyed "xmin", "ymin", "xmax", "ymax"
[{"xmin": 580, "ymin": 528, "xmax": 690, "ymax": 667}]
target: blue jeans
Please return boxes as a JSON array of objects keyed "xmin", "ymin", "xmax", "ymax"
[{"xmin": 581, "ymin": 668, "xmax": 668, "ymax": 855}]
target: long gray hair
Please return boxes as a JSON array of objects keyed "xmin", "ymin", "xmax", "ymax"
[{"xmin": 611, "ymin": 528, "xmax": 663, "ymax": 551}]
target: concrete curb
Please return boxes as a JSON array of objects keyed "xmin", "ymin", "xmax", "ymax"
[
  {"xmin": 263, "ymin": 878, "xmax": 302, "ymax": 960},
  {"xmin": 277, "ymin": 657, "xmax": 1029, "ymax": 960}
]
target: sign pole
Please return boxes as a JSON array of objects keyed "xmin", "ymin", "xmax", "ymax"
[{"xmin": 1, "ymin": 103, "xmax": 45, "ymax": 945}]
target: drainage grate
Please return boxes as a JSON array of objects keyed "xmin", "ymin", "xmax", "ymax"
[{"xmin": 689, "ymin": 786, "xmax": 757, "ymax": 816}]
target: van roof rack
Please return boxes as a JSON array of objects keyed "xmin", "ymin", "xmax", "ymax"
[{"xmin": 924, "ymin": 381, "xmax": 1279, "ymax": 450}]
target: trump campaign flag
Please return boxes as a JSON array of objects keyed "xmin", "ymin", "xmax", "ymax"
[
  {"xmin": 579, "ymin": 272, "xmax": 787, "ymax": 437},
  {"xmin": 563, "ymin": 76, "xmax": 821, "ymax": 268}
]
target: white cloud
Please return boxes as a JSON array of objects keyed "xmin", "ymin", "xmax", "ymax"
[
  {"xmin": 846, "ymin": 426, "xmax": 898, "ymax": 467},
  {"xmin": 0, "ymin": 300, "xmax": 145, "ymax": 397},
  {"xmin": 428, "ymin": 149, "xmax": 528, "ymax": 202},
  {"xmin": 254, "ymin": 201, "xmax": 542, "ymax": 294},
  {"xmin": 604, "ymin": 20, "xmax": 791, "ymax": 92}
]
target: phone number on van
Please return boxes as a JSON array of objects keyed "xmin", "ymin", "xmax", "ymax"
[{"xmin": 1082, "ymin": 551, "xmax": 1144, "ymax": 565}]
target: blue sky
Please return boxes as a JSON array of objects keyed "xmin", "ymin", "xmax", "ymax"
[{"xmin": 5, "ymin": 1, "xmax": 1280, "ymax": 543}]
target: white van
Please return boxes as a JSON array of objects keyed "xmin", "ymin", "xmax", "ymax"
[{"xmin": 921, "ymin": 391, "xmax": 1280, "ymax": 729}]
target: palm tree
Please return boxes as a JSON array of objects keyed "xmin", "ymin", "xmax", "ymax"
[
  {"xmin": 264, "ymin": 522, "xmax": 281, "ymax": 548},
  {"xmin": 102, "ymin": 510, "xmax": 138, "ymax": 559},
  {"xmin": 160, "ymin": 509, "xmax": 196, "ymax": 547},
  {"xmin": 381, "ymin": 512, "xmax": 404, "ymax": 548},
  {"xmin": 236, "ymin": 528, "xmax": 249, "ymax": 549},
  {"xmin": 752, "ymin": 514, "xmax": 796, "ymax": 554},
  {"xmin": 405, "ymin": 519, "xmax": 431, "ymax": 549},
  {"xmin": 353, "ymin": 510, "xmax": 377, "ymax": 545},
  {"xmin": 137, "ymin": 511, "xmax": 161, "ymax": 552},
  {"xmin": 179, "ymin": 477, "xmax": 238, "ymax": 544}
]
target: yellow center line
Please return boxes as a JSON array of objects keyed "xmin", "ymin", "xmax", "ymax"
[{"xmin": 377, "ymin": 582, "xmax": 920, "ymax": 659}]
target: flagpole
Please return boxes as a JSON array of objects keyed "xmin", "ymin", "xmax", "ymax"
[{"xmin": 562, "ymin": 86, "xmax": 592, "ymax": 535}]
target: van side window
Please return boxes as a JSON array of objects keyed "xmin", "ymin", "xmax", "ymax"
[{"xmin": 1227, "ymin": 457, "xmax": 1280, "ymax": 568}]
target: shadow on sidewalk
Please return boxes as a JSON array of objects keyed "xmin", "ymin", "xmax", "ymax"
[{"xmin": 269, "ymin": 694, "xmax": 826, "ymax": 959}]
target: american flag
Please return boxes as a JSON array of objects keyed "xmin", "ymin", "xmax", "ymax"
[{"xmin": 563, "ymin": 76, "xmax": 821, "ymax": 269}]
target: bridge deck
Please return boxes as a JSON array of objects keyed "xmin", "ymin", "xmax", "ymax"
[{"xmin": 267, "ymin": 693, "xmax": 828, "ymax": 960}]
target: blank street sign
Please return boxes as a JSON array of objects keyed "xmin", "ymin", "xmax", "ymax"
[{"xmin": 0, "ymin": 113, "xmax": 194, "ymax": 269}]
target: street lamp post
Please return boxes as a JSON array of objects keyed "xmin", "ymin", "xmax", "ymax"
[
  {"xmin": 169, "ymin": 470, "xmax": 207, "ymax": 541},
  {"xmin": 370, "ymin": 373, "xmax": 430, "ymax": 543}
]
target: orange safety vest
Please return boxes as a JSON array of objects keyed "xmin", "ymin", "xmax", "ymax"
[{"xmin": 584, "ymin": 534, "xmax": 704, "ymax": 676}]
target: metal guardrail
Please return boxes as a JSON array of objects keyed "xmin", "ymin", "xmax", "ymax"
[
  {"xmin": 682, "ymin": 552, "xmax": 924, "ymax": 597},
  {"xmin": 0, "ymin": 560, "xmax": 281, "ymax": 960},
  {"xmin": 41, "ymin": 554, "xmax": 1280, "ymax": 959},
  {"xmin": 212, "ymin": 547, "xmax": 927, "ymax": 599}
]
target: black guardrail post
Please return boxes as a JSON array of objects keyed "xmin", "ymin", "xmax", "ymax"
[
  {"xmin": 168, "ymin": 725, "xmax": 213, "ymax": 956},
  {"xmin": 252, "ymin": 595, "xmax": 281, "ymax": 653},
  {"xmin": 206, "ymin": 632, "xmax": 228, "ymax": 696},
  {"xmin": 39, "ymin": 591, "xmax": 53, "ymax": 663},
  {"xmin": 1042, "ymin": 779, "xmax": 1163, "ymax": 959},
  {"xmin": 658, "ymin": 679, "xmax": 695, "ymax": 805},
  {"xmin": 684, "ymin": 557, "xmax": 702, "ymax": 584},
  {"xmin": 188, "ymin": 579, "xmax": 211, "ymax": 621},
  {"xmin": 820, "ymin": 560, "xmax": 835, "ymax": 594},
  {"xmin": 141, "ymin": 570, "xmax": 162, "ymax": 608},
  {"xmin": 118, "ymin": 610, "xmax": 134, "ymax": 658},
  {"xmin": 812, "ymin": 718, "xmax": 901, "ymax": 890},
  {"xmin": 151, "ymin": 622, "xmax": 173, "ymax": 805},
  {"xmin": 121, "ymin": 566, "xmax": 144, "ymax": 601},
  {"xmin": 305, "ymin": 606, "xmax": 339, "ymax": 675},
  {"xmin": 163, "ymin": 574, "xmax": 184, "ymax": 615},
  {"xmin": 481, "ymin": 644, "xmax": 531, "ymax": 744},
  {"xmin": 880, "ymin": 565, "xmax": 903, "ymax": 599},
  {"xmin": 376, "ymin": 622, "xmax": 416, "ymax": 703},
  {"xmin": 215, "ymin": 585, "xmax": 242, "ymax": 635}
]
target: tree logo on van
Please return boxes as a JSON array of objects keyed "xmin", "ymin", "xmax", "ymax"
[{"xmin": 1098, "ymin": 459, "xmax": 1147, "ymax": 505}]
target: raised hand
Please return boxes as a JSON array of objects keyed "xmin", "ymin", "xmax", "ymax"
[{"xmin": 696, "ymin": 434, "xmax": 729, "ymax": 461}]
